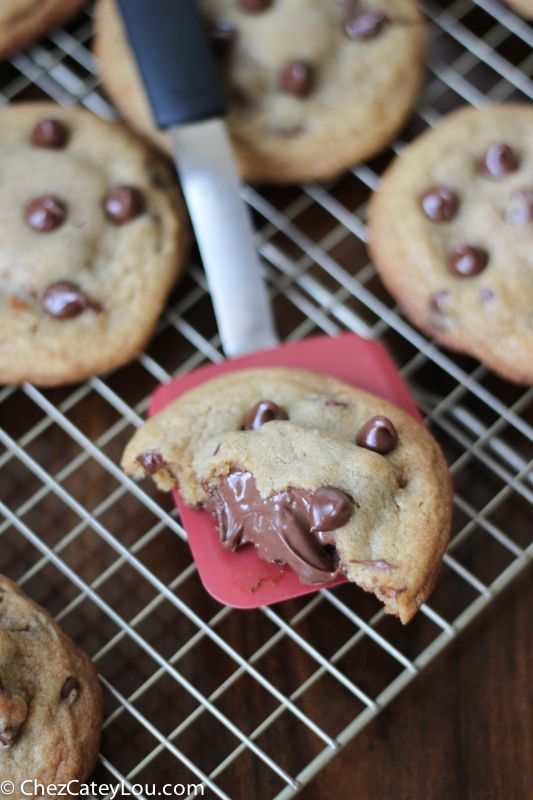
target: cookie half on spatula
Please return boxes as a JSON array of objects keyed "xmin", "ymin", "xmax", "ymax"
[{"xmin": 122, "ymin": 366, "xmax": 452, "ymax": 623}]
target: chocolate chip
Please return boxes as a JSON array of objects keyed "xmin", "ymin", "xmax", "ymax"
[
  {"xmin": 345, "ymin": 11, "xmax": 388, "ymax": 40},
  {"xmin": 31, "ymin": 118, "xmax": 69, "ymax": 148},
  {"xmin": 357, "ymin": 416, "xmax": 398, "ymax": 454},
  {"xmin": 239, "ymin": 0, "xmax": 272, "ymax": 11},
  {"xmin": 279, "ymin": 61, "xmax": 314, "ymax": 97},
  {"xmin": 42, "ymin": 282, "xmax": 88, "ymax": 318},
  {"xmin": 208, "ymin": 20, "xmax": 238, "ymax": 59},
  {"xmin": 479, "ymin": 287, "xmax": 496, "ymax": 303},
  {"xmin": 104, "ymin": 186, "xmax": 144, "ymax": 224},
  {"xmin": 24, "ymin": 195, "xmax": 66, "ymax": 232},
  {"xmin": 480, "ymin": 143, "xmax": 518, "ymax": 179},
  {"xmin": 60, "ymin": 676, "xmax": 80, "ymax": 703},
  {"xmin": 309, "ymin": 487, "xmax": 353, "ymax": 533},
  {"xmin": 243, "ymin": 400, "xmax": 288, "ymax": 430},
  {"xmin": 421, "ymin": 186, "xmax": 459, "ymax": 222},
  {"xmin": 505, "ymin": 189, "xmax": 533, "ymax": 226},
  {"xmin": 448, "ymin": 245, "xmax": 488, "ymax": 277},
  {"xmin": 430, "ymin": 289, "xmax": 452, "ymax": 313},
  {"xmin": 136, "ymin": 451, "xmax": 166, "ymax": 475}
]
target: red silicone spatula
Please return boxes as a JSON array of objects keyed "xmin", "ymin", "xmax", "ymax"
[{"xmin": 119, "ymin": 0, "xmax": 422, "ymax": 608}]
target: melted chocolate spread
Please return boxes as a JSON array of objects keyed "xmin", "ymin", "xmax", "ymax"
[{"xmin": 206, "ymin": 471, "xmax": 354, "ymax": 585}]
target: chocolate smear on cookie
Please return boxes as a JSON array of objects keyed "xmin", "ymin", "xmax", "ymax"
[{"xmin": 206, "ymin": 470, "xmax": 354, "ymax": 584}]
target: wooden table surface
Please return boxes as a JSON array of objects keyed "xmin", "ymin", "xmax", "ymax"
[
  {"xmin": 301, "ymin": 569, "xmax": 532, "ymax": 800},
  {"xmin": 0, "ymin": 2, "xmax": 532, "ymax": 797}
]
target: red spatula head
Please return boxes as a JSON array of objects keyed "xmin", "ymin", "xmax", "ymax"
[{"xmin": 149, "ymin": 333, "xmax": 421, "ymax": 609}]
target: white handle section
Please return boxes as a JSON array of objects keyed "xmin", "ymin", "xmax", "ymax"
[{"xmin": 170, "ymin": 120, "xmax": 278, "ymax": 357}]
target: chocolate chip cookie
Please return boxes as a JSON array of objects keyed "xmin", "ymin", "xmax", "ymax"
[
  {"xmin": 368, "ymin": 104, "xmax": 533, "ymax": 385},
  {"xmin": 0, "ymin": 575, "xmax": 102, "ymax": 792},
  {"xmin": 0, "ymin": 0, "xmax": 88, "ymax": 60},
  {"xmin": 0, "ymin": 102, "xmax": 187, "ymax": 386},
  {"xmin": 122, "ymin": 368, "xmax": 452, "ymax": 623},
  {"xmin": 94, "ymin": 0, "xmax": 426, "ymax": 183}
]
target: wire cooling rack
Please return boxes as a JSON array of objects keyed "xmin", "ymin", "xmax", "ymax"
[{"xmin": 1, "ymin": 1, "xmax": 532, "ymax": 797}]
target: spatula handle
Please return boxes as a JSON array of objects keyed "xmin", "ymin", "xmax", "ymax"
[{"xmin": 116, "ymin": 0, "xmax": 226, "ymax": 128}]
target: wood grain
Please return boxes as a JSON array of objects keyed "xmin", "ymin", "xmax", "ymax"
[{"xmin": 301, "ymin": 569, "xmax": 533, "ymax": 800}]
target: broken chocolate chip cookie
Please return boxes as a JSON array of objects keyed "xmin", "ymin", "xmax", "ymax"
[{"xmin": 122, "ymin": 368, "xmax": 453, "ymax": 623}]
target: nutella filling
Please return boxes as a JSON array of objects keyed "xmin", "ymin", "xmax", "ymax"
[{"xmin": 206, "ymin": 470, "xmax": 354, "ymax": 585}]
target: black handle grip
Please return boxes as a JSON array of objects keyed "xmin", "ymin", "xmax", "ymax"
[{"xmin": 117, "ymin": 0, "xmax": 226, "ymax": 128}]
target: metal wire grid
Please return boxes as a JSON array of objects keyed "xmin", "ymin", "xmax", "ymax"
[{"xmin": 0, "ymin": 0, "xmax": 532, "ymax": 797}]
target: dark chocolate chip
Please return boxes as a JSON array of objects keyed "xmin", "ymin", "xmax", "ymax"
[
  {"xmin": 208, "ymin": 20, "xmax": 238, "ymax": 58},
  {"xmin": 430, "ymin": 289, "xmax": 452, "ymax": 313},
  {"xmin": 31, "ymin": 118, "xmax": 69, "ymax": 148},
  {"xmin": 24, "ymin": 195, "xmax": 66, "ymax": 232},
  {"xmin": 243, "ymin": 400, "xmax": 288, "ymax": 430},
  {"xmin": 239, "ymin": 0, "xmax": 272, "ymax": 11},
  {"xmin": 421, "ymin": 186, "xmax": 459, "ymax": 222},
  {"xmin": 104, "ymin": 186, "xmax": 144, "ymax": 224},
  {"xmin": 42, "ymin": 282, "xmax": 88, "ymax": 319},
  {"xmin": 136, "ymin": 451, "xmax": 166, "ymax": 475},
  {"xmin": 480, "ymin": 143, "xmax": 518, "ymax": 178},
  {"xmin": 357, "ymin": 415, "xmax": 398, "ymax": 454},
  {"xmin": 60, "ymin": 676, "xmax": 80, "ymax": 702},
  {"xmin": 345, "ymin": 11, "xmax": 388, "ymax": 40},
  {"xmin": 279, "ymin": 60, "xmax": 314, "ymax": 97},
  {"xmin": 309, "ymin": 487, "xmax": 353, "ymax": 533},
  {"xmin": 505, "ymin": 189, "xmax": 533, "ymax": 226},
  {"xmin": 448, "ymin": 245, "xmax": 488, "ymax": 277}
]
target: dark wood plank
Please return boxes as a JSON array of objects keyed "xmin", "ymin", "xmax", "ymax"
[{"xmin": 300, "ymin": 569, "xmax": 533, "ymax": 800}]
